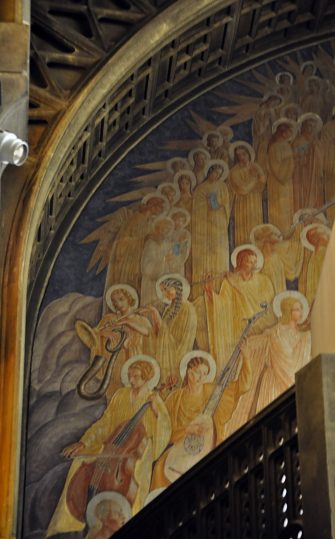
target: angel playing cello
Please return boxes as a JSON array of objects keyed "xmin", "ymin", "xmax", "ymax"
[{"xmin": 47, "ymin": 356, "xmax": 171, "ymax": 537}]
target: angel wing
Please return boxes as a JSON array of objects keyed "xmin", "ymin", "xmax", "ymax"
[
  {"xmin": 108, "ymin": 187, "xmax": 155, "ymax": 202},
  {"xmin": 213, "ymin": 93, "xmax": 262, "ymax": 127},
  {"xmin": 313, "ymin": 46, "xmax": 335, "ymax": 80},
  {"xmin": 160, "ymin": 111, "xmax": 231, "ymax": 152},
  {"xmin": 187, "ymin": 111, "xmax": 218, "ymax": 137},
  {"xmin": 231, "ymin": 66, "xmax": 277, "ymax": 96},
  {"xmin": 81, "ymin": 206, "xmax": 131, "ymax": 274}
]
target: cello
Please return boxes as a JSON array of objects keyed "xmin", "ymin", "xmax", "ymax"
[{"xmin": 66, "ymin": 401, "xmax": 151, "ymax": 522}]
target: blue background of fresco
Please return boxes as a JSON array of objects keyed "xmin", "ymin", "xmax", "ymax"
[{"xmin": 42, "ymin": 48, "xmax": 319, "ymax": 310}]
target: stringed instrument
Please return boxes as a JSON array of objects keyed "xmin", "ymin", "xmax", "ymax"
[
  {"xmin": 66, "ymin": 401, "xmax": 151, "ymax": 522},
  {"xmin": 164, "ymin": 303, "xmax": 268, "ymax": 482}
]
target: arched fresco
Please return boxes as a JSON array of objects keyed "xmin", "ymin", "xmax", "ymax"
[{"xmin": 24, "ymin": 42, "xmax": 335, "ymax": 539}]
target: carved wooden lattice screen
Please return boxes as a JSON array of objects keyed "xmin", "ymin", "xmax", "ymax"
[{"xmin": 113, "ymin": 388, "xmax": 303, "ymax": 539}]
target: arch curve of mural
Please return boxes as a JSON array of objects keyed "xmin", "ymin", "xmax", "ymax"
[{"xmin": 24, "ymin": 41, "xmax": 335, "ymax": 538}]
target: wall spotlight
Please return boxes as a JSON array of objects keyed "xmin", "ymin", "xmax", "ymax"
[{"xmin": 0, "ymin": 130, "xmax": 28, "ymax": 166}]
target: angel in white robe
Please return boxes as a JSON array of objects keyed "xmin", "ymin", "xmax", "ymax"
[{"xmin": 224, "ymin": 291, "xmax": 311, "ymax": 439}]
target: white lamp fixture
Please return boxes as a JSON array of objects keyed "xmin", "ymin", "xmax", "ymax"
[{"xmin": 0, "ymin": 130, "xmax": 28, "ymax": 166}]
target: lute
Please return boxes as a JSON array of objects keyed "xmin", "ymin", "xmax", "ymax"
[{"xmin": 164, "ymin": 303, "xmax": 268, "ymax": 482}]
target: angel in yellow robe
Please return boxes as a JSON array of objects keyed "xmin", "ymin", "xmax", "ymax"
[
  {"xmin": 191, "ymin": 161, "xmax": 230, "ymax": 299},
  {"xmin": 47, "ymin": 357, "xmax": 171, "ymax": 537},
  {"xmin": 196, "ymin": 245, "xmax": 275, "ymax": 373},
  {"xmin": 292, "ymin": 113, "xmax": 324, "ymax": 212},
  {"xmin": 251, "ymin": 224, "xmax": 304, "ymax": 294},
  {"xmin": 224, "ymin": 292, "xmax": 311, "ymax": 439},
  {"xmin": 228, "ymin": 141, "xmax": 266, "ymax": 245},
  {"xmin": 152, "ymin": 274, "xmax": 197, "ymax": 392},
  {"xmin": 267, "ymin": 119, "xmax": 296, "ymax": 235},
  {"xmin": 174, "ymin": 170, "xmax": 196, "ymax": 216},
  {"xmin": 82, "ymin": 194, "xmax": 169, "ymax": 313},
  {"xmin": 151, "ymin": 349, "xmax": 251, "ymax": 489},
  {"xmin": 76, "ymin": 285, "xmax": 159, "ymax": 400},
  {"xmin": 252, "ymin": 93, "xmax": 283, "ymax": 175}
]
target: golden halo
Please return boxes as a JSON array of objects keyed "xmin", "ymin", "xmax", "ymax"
[
  {"xmin": 204, "ymin": 159, "xmax": 229, "ymax": 181},
  {"xmin": 275, "ymin": 71, "xmax": 294, "ymax": 85},
  {"xmin": 272, "ymin": 118, "xmax": 297, "ymax": 140},
  {"xmin": 298, "ymin": 112, "xmax": 323, "ymax": 133},
  {"xmin": 202, "ymin": 130, "xmax": 223, "ymax": 147},
  {"xmin": 280, "ymin": 102, "xmax": 302, "ymax": 119},
  {"xmin": 228, "ymin": 141, "xmax": 255, "ymax": 163},
  {"xmin": 151, "ymin": 215, "xmax": 175, "ymax": 233},
  {"xmin": 173, "ymin": 169, "xmax": 197, "ymax": 190},
  {"xmin": 105, "ymin": 284, "xmax": 139, "ymax": 313},
  {"xmin": 141, "ymin": 192, "xmax": 169, "ymax": 213},
  {"xmin": 305, "ymin": 75, "xmax": 322, "ymax": 89},
  {"xmin": 300, "ymin": 61, "xmax": 316, "ymax": 75},
  {"xmin": 188, "ymin": 147, "xmax": 211, "ymax": 167},
  {"xmin": 168, "ymin": 207, "xmax": 191, "ymax": 227},
  {"xmin": 218, "ymin": 125, "xmax": 234, "ymax": 141},
  {"xmin": 156, "ymin": 273, "xmax": 191, "ymax": 303},
  {"xmin": 231, "ymin": 243, "xmax": 264, "ymax": 271},
  {"xmin": 166, "ymin": 157, "xmax": 190, "ymax": 173},
  {"xmin": 272, "ymin": 291, "xmax": 309, "ymax": 323},
  {"xmin": 300, "ymin": 223, "xmax": 331, "ymax": 252},
  {"xmin": 86, "ymin": 491, "xmax": 132, "ymax": 528},
  {"xmin": 179, "ymin": 350, "xmax": 216, "ymax": 383},
  {"xmin": 157, "ymin": 182, "xmax": 180, "ymax": 205},
  {"xmin": 250, "ymin": 224, "xmax": 282, "ymax": 245},
  {"xmin": 261, "ymin": 92, "xmax": 283, "ymax": 105},
  {"xmin": 121, "ymin": 355, "xmax": 160, "ymax": 390}
]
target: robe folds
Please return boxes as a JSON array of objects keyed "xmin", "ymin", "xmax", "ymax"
[
  {"xmin": 151, "ymin": 354, "xmax": 251, "ymax": 489},
  {"xmin": 201, "ymin": 271, "xmax": 275, "ymax": 371},
  {"xmin": 47, "ymin": 387, "xmax": 171, "ymax": 536},
  {"xmin": 224, "ymin": 323, "xmax": 311, "ymax": 438},
  {"xmin": 267, "ymin": 139, "xmax": 295, "ymax": 235},
  {"xmin": 229, "ymin": 162, "xmax": 265, "ymax": 245},
  {"xmin": 192, "ymin": 178, "xmax": 230, "ymax": 299}
]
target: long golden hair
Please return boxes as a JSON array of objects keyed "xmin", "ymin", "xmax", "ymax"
[{"xmin": 279, "ymin": 297, "xmax": 302, "ymax": 324}]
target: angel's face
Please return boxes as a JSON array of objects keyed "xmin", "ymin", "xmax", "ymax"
[
  {"xmin": 279, "ymin": 125, "xmax": 294, "ymax": 140},
  {"xmin": 172, "ymin": 213, "xmax": 186, "ymax": 229},
  {"xmin": 207, "ymin": 135, "xmax": 220, "ymax": 149},
  {"xmin": 285, "ymin": 108, "xmax": 299, "ymax": 121},
  {"xmin": 279, "ymin": 74, "xmax": 292, "ymax": 86},
  {"xmin": 147, "ymin": 198, "xmax": 165, "ymax": 215},
  {"xmin": 235, "ymin": 147, "xmax": 250, "ymax": 165},
  {"xmin": 290, "ymin": 301, "xmax": 303, "ymax": 323},
  {"xmin": 155, "ymin": 221, "xmax": 173, "ymax": 239},
  {"xmin": 111, "ymin": 291, "xmax": 130, "ymax": 313},
  {"xmin": 171, "ymin": 160, "xmax": 188, "ymax": 173},
  {"xmin": 303, "ymin": 65, "xmax": 315, "ymax": 77},
  {"xmin": 128, "ymin": 367, "xmax": 146, "ymax": 390},
  {"xmin": 178, "ymin": 175, "xmax": 191, "ymax": 193},
  {"xmin": 160, "ymin": 282, "xmax": 177, "ymax": 301},
  {"xmin": 194, "ymin": 152, "xmax": 207, "ymax": 166},
  {"xmin": 187, "ymin": 362, "xmax": 209, "ymax": 386},
  {"xmin": 302, "ymin": 119, "xmax": 318, "ymax": 136},
  {"xmin": 161, "ymin": 186, "xmax": 176, "ymax": 203}
]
